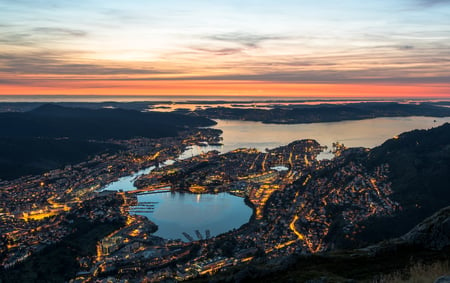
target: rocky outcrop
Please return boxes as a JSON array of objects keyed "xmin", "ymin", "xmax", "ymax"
[
  {"xmin": 357, "ymin": 206, "xmax": 450, "ymax": 255},
  {"xmin": 401, "ymin": 206, "xmax": 450, "ymax": 250}
]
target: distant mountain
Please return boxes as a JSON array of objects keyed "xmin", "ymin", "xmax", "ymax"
[
  {"xmin": 0, "ymin": 104, "xmax": 216, "ymax": 140},
  {"xmin": 0, "ymin": 137, "xmax": 122, "ymax": 180},
  {"xmin": 0, "ymin": 104, "xmax": 216, "ymax": 180},
  {"xmin": 193, "ymin": 102, "xmax": 450, "ymax": 123}
]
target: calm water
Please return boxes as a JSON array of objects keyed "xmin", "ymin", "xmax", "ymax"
[
  {"xmin": 102, "ymin": 116, "xmax": 450, "ymax": 240},
  {"xmin": 102, "ymin": 160, "xmax": 175, "ymax": 192},
  {"xmin": 102, "ymin": 166, "xmax": 155, "ymax": 192},
  {"xmin": 134, "ymin": 192, "xmax": 252, "ymax": 241},
  {"xmin": 209, "ymin": 117, "xmax": 450, "ymax": 159},
  {"xmin": 101, "ymin": 155, "xmax": 252, "ymax": 241}
]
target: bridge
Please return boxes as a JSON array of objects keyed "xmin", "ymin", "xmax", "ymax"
[{"xmin": 125, "ymin": 183, "xmax": 171, "ymax": 194}]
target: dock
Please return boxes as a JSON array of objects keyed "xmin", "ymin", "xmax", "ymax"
[
  {"xmin": 182, "ymin": 232, "xmax": 194, "ymax": 242},
  {"xmin": 195, "ymin": 230, "xmax": 203, "ymax": 240},
  {"xmin": 126, "ymin": 183, "xmax": 171, "ymax": 194}
]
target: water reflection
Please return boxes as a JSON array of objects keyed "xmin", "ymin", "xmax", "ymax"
[
  {"xmin": 210, "ymin": 117, "xmax": 450, "ymax": 154},
  {"xmin": 102, "ymin": 166, "xmax": 155, "ymax": 191},
  {"xmin": 102, "ymin": 116, "xmax": 450, "ymax": 240},
  {"xmin": 135, "ymin": 192, "xmax": 252, "ymax": 241}
]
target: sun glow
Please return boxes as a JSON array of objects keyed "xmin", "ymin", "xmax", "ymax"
[
  {"xmin": 0, "ymin": 0, "xmax": 449, "ymax": 98},
  {"xmin": 2, "ymin": 80, "xmax": 449, "ymax": 98}
]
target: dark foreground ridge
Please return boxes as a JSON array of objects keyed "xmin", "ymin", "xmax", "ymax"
[
  {"xmin": 0, "ymin": 104, "xmax": 215, "ymax": 180},
  {"xmin": 196, "ymin": 206, "xmax": 450, "ymax": 282}
]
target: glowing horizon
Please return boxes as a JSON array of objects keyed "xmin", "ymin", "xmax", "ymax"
[{"xmin": 1, "ymin": 1, "xmax": 449, "ymax": 98}]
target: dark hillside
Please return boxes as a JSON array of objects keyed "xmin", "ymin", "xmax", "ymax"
[
  {"xmin": 0, "ymin": 104, "xmax": 216, "ymax": 180},
  {"xmin": 0, "ymin": 104, "xmax": 215, "ymax": 140},
  {"xmin": 355, "ymin": 123, "xmax": 450, "ymax": 243},
  {"xmin": 0, "ymin": 137, "xmax": 123, "ymax": 180},
  {"xmin": 193, "ymin": 102, "xmax": 450, "ymax": 123}
]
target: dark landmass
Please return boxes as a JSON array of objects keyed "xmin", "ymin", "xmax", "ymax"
[
  {"xmin": 0, "ymin": 104, "xmax": 215, "ymax": 140},
  {"xmin": 192, "ymin": 206, "xmax": 450, "ymax": 282},
  {"xmin": 194, "ymin": 247, "xmax": 450, "ymax": 282},
  {"xmin": 0, "ymin": 137, "xmax": 123, "ymax": 180},
  {"xmin": 0, "ymin": 104, "xmax": 215, "ymax": 180},
  {"xmin": 192, "ymin": 102, "xmax": 450, "ymax": 123},
  {"xmin": 192, "ymin": 248, "xmax": 449, "ymax": 282},
  {"xmin": 0, "ymin": 101, "xmax": 161, "ymax": 112},
  {"xmin": 2, "ymin": 101, "xmax": 450, "ymax": 125},
  {"xmin": 0, "ymin": 100, "xmax": 400, "ymax": 113}
]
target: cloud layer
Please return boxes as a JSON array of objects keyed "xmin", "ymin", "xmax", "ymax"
[{"xmin": 0, "ymin": 0, "xmax": 449, "ymax": 96}]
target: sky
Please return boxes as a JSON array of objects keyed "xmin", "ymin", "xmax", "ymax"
[{"xmin": 0, "ymin": 0, "xmax": 450, "ymax": 98}]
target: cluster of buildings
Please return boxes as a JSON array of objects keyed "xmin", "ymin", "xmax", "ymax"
[
  {"xmin": 71, "ymin": 139, "xmax": 325, "ymax": 281},
  {"xmin": 0, "ymin": 129, "xmax": 222, "ymax": 271},
  {"xmin": 1, "ymin": 192, "xmax": 125, "ymax": 269},
  {"xmin": 292, "ymin": 159, "xmax": 399, "ymax": 251},
  {"xmin": 2, "ymin": 125, "xmax": 403, "ymax": 282},
  {"xmin": 263, "ymin": 150, "xmax": 399, "ymax": 254}
]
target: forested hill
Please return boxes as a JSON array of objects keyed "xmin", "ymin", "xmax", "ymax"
[
  {"xmin": 0, "ymin": 104, "xmax": 216, "ymax": 180},
  {"xmin": 192, "ymin": 102, "xmax": 450, "ymax": 123},
  {"xmin": 314, "ymin": 122, "xmax": 450, "ymax": 248},
  {"xmin": 355, "ymin": 122, "xmax": 450, "ymax": 243},
  {"xmin": 0, "ymin": 104, "xmax": 216, "ymax": 140}
]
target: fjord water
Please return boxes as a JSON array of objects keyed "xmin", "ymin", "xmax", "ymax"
[
  {"xmin": 101, "ymin": 161, "xmax": 253, "ymax": 241},
  {"xmin": 103, "ymin": 116, "xmax": 450, "ymax": 241},
  {"xmin": 136, "ymin": 192, "xmax": 252, "ymax": 241},
  {"xmin": 210, "ymin": 116, "xmax": 450, "ymax": 153}
]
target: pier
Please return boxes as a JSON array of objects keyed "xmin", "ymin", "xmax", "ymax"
[
  {"xmin": 126, "ymin": 202, "xmax": 157, "ymax": 214},
  {"xmin": 195, "ymin": 230, "xmax": 203, "ymax": 240},
  {"xmin": 125, "ymin": 183, "xmax": 171, "ymax": 194},
  {"xmin": 182, "ymin": 232, "xmax": 194, "ymax": 242}
]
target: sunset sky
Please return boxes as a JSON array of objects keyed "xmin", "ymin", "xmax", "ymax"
[{"xmin": 1, "ymin": 0, "xmax": 450, "ymax": 98}]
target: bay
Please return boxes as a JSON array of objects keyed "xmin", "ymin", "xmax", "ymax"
[
  {"xmin": 134, "ymin": 192, "xmax": 252, "ymax": 241},
  {"xmin": 102, "ymin": 116, "xmax": 450, "ymax": 241}
]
